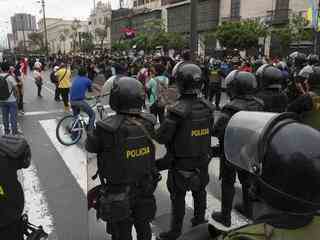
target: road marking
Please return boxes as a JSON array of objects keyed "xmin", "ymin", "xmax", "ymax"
[
  {"xmin": 21, "ymin": 163, "xmax": 56, "ymax": 237},
  {"xmin": 39, "ymin": 119, "xmax": 88, "ymax": 193},
  {"xmin": 24, "ymin": 110, "xmax": 64, "ymax": 116}
]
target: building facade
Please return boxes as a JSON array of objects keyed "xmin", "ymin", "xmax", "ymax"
[
  {"xmin": 111, "ymin": 0, "xmax": 311, "ymax": 55},
  {"xmin": 88, "ymin": 1, "xmax": 112, "ymax": 49},
  {"xmin": 38, "ymin": 18, "xmax": 88, "ymax": 54},
  {"xmin": 10, "ymin": 13, "xmax": 37, "ymax": 50}
]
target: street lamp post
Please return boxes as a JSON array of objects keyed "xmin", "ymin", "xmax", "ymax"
[
  {"xmin": 38, "ymin": 0, "xmax": 49, "ymax": 57},
  {"xmin": 190, "ymin": 0, "xmax": 198, "ymax": 61}
]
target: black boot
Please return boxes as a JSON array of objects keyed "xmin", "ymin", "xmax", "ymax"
[
  {"xmin": 211, "ymin": 211, "xmax": 231, "ymax": 227},
  {"xmin": 211, "ymin": 181, "xmax": 234, "ymax": 228},
  {"xmin": 191, "ymin": 189, "xmax": 208, "ymax": 227},
  {"xmin": 190, "ymin": 216, "xmax": 208, "ymax": 227},
  {"xmin": 157, "ymin": 217, "xmax": 182, "ymax": 240}
]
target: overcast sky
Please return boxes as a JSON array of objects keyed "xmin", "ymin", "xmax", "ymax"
[{"xmin": 0, "ymin": 0, "xmax": 119, "ymax": 46}]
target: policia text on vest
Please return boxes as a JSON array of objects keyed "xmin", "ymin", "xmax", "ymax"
[
  {"xmin": 191, "ymin": 128, "xmax": 210, "ymax": 137},
  {"xmin": 126, "ymin": 146, "xmax": 151, "ymax": 159}
]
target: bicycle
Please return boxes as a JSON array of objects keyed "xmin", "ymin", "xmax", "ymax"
[{"xmin": 56, "ymin": 94, "xmax": 108, "ymax": 146}]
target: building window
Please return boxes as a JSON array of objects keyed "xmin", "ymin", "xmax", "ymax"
[
  {"xmin": 230, "ymin": 0, "xmax": 241, "ymax": 18},
  {"xmin": 133, "ymin": 0, "xmax": 137, "ymax": 7},
  {"xmin": 138, "ymin": 0, "xmax": 144, "ymax": 6}
]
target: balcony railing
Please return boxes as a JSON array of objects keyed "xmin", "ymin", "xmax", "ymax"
[{"xmin": 266, "ymin": 9, "xmax": 291, "ymax": 25}]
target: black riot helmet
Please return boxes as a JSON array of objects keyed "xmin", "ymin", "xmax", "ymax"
[
  {"xmin": 256, "ymin": 64, "xmax": 284, "ymax": 88},
  {"xmin": 298, "ymin": 65, "xmax": 320, "ymax": 88},
  {"xmin": 225, "ymin": 70, "xmax": 258, "ymax": 98},
  {"xmin": 253, "ymin": 59, "xmax": 264, "ymax": 72},
  {"xmin": 275, "ymin": 61, "xmax": 288, "ymax": 71},
  {"xmin": 109, "ymin": 77, "xmax": 145, "ymax": 113},
  {"xmin": 308, "ymin": 54, "xmax": 319, "ymax": 65},
  {"xmin": 289, "ymin": 51, "xmax": 307, "ymax": 67},
  {"xmin": 225, "ymin": 111, "xmax": 320, "ymax": 214},
  {"xmin": 175, "ymin": 63, "xmax": 202, "ymax": 95}
]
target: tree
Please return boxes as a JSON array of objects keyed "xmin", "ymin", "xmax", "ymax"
[
  {"xmin": 166, "ymin": 32, "xmax": 187, "ymax": 50},
  {"xmin": 71, "ymin": 19, "xmax": 81, "ymax": 53},
  {"xmin": 80, "ymin": 32, "xmax": 95, "ymax": 53},
  {"xmin": 28, "ymin": 32, "xmax": 44, "ymax": 51},
  {"xmin": 215, "ymin": 19, "xmax": 269, "ymax": 52},
  {"xmin": 59, "ymin": 28, "xmax": 70, "ymax": 53}
]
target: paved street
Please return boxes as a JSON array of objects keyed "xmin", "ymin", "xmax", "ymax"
[{"xmin": 1, "ymin": 71, "xmax": 245, "ymax": 240}]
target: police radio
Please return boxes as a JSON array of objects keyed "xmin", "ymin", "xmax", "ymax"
[{"xmin": 22, "ymin": 214, "xmax": 48, "ymax": 240}]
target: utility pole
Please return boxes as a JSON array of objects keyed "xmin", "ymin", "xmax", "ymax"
[
  {"xmin": 190, "ymin": 0, "xmax": 198, "ymax": 61},
  {"xmin": 41, "ymin": 0, "xmax": 49, "ymax": 57},
  {"xmin": 21, "ymin": 17, "xmax": 27, "ymax": 54},
  {"xmin": 316, "ymin": 0, "xmax": 320, "ymax": 54}
]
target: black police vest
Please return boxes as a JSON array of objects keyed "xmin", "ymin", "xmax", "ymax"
[
  {"xmin": 256, "ymin": 87, "xmax": 288, "ymax": 113},
  {"xmin": 170, "ymin": 99, "xmax": 213, "ymax": 169},
  {"xmin": 223, "ymin": 96, "xmax": 265, "ymax": 115},
  {"xmin": 97, "ymin": 114, "xmax": 155, "ymax": 184},
  {"xmin": 0, "ymin": 157, "xmax": 24, "ymax": 227}
]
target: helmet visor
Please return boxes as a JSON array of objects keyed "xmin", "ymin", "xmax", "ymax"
[{"xmin": 224, "ymin": 111, "xmax": 296, "ymax": 175}]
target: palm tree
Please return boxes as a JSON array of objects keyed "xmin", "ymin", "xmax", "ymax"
[{"xmin": 71, "ymin": 19, "xmax": 81, "ymax": 53}]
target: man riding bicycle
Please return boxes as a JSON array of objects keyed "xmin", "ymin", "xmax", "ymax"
[{"xmin": 70, "ymin": 67, "xmax": 95, "ymax": 130}]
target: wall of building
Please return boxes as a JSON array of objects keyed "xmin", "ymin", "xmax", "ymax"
[
  {"xmin": 166, "ymin": 0, "xmax": 219, "ymax": 33},
  {"xmin": 290, "ymin": 0, "xmax": 309, "ymax": 14},
  {"xmin": 38, "ymin": 18, "xmax": 88, "ymax": 54},
  {"xmin": 220, "ymin": 0, "xmax": 310, "ymax": 21}
]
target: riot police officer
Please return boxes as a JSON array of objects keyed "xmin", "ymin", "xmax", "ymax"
[
  {"xmin": 307, "ymin": 54, "xmax": 319, "ymax": 66},
  {"xmin": 287, "ymin": 65, "xmax": 320, "ymax": 130},
  {"xmin": 211, "ymin": 71, "xmax": 264, "ymax": 227},
  {"xmin": 207, "ymin": 62, "xmax": 222, "ymax": 110},
  {"xmin": 256, "ymin": 64, "xmax": 288, "ymax": 113},
  {"xmin": 86, "ymin": 77, "xmax": 158, "ymax": 240},
  {"xmin": 156, "ymin": 63, "xmax": 214, "ymax": 240},
  {"xmin": 0, "ymin": 135, "xmax": 31, "ymax": 240},
  {"xmin": 287, "ymin": 52, "xmax": 308, "ymax": 101},
  {"xmin": 211, "ymin": 111, "xmax": 320, "ymax": 240}
]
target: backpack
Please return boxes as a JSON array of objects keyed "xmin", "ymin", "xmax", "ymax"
[
  {"xmin": 155, "ymin": 77, "xmax": 171, "ymax": 108},
  {"xmin": 0, "ymin": 74, "xmax": 12, "ymax": 101},
  {"xmin": 50, "ymin": 72, "xmax": 57, "ymax": 84}
]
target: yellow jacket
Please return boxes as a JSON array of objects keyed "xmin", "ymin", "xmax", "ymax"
[{"xmin": 55, "ymin": 68, "xmax": 71, "ymax": 89}]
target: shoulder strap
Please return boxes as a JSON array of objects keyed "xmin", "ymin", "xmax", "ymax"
[{"xmin": 58, "ymin": 69, "xmax": 68, "ymax": 84}]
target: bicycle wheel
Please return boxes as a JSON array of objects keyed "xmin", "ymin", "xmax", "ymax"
[{"xmin": 56, "ymin": 115, "xmax": 83, "ymax": 146}]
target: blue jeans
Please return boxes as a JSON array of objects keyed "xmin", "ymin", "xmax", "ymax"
[
  {"xmin": 0, "ymin": 101, "xmax": 18, "ymax": 135},
  {"xmin": 70, "ymin": 100, "xmax": 96, "ymax": 129}
]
